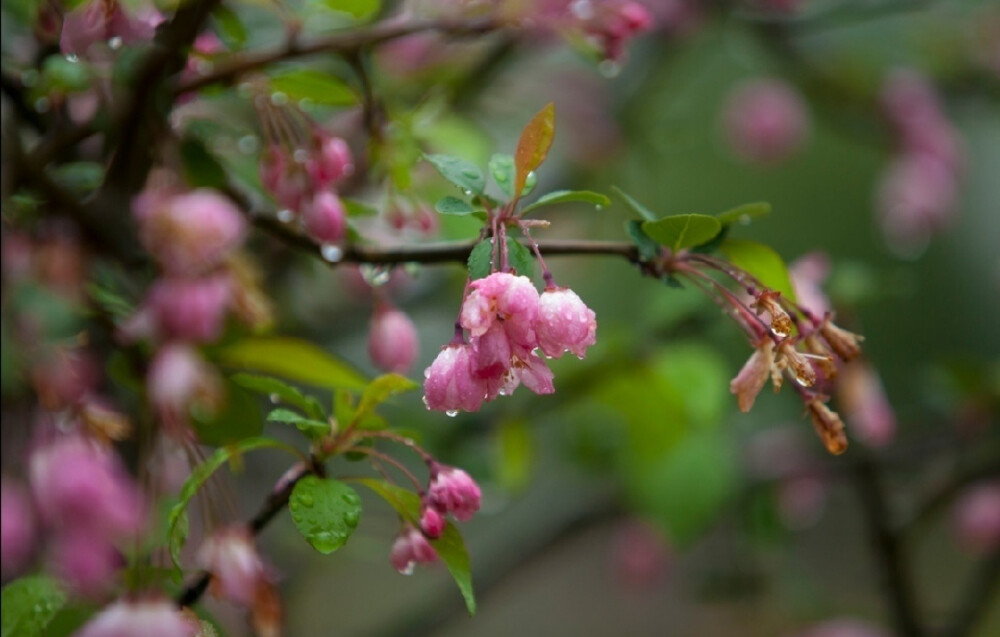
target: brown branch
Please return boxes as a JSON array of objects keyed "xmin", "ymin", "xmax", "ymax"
[{"xmin": 174, "ymin": 17, "xmax": 502, "ymax": 95}]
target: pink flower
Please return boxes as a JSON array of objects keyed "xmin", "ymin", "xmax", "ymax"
[
  {"xmin": 75, "ymin": 599, "xmax": 199, "ymax": 637},
  {"xmin": 134, "ymin": 188, "xmax": 247, "ymax": 276},
  {"xmin": 148, "ymin": 274, "xmax": 232, "ymax": 343},
  {"xmin": 876, "ymin": 153, "xmax": 958, "ymax": 251},
  {"xmin": 506, "ymin": 352, "xmax": 556, "ymax": 396},
  {"xmin": 730, "ymin": 340, "xmax": 778, "ymax": 413},
  {"xmin": 29, "ymin": 435, "xmax": 145, "ymax": 538},
  {"xmin": 49, "ymin": 531, "xmax": 122, "ymax": 594},
  {"xmin": 302, "ymin": 191, "xmax": 347, "ymax": 244},
  {"xmin": 427, "ymin": 465, "xmax": 481, "ymax": 522},
  {"xmin": 723, "ymin": 78, "xmax": 810, "ymax": 164},
  {"xmin": 1, "ymin": 480, "xmax": 37, "ymax": 579},
  {"xmin": 610, "ymin": 519, "xmax": 670, "ymax": 588},
  {"xmin": 790, "ymin": 619, "xmax": 891, "ymax": 637},
  {"xmin": 146, "ymin": 344, "xmax": 222, "ymax": 436},
  {"xmin": 419, "ymin": 503, "xmax": 446, "ymax": 539},
  {"xmin": 952, "ymin": 481, "xmax": 1000, "ymax": 554},
  {"xmin": 60, "ymin": 0, "xmax": 160, "ymax": 58},
  {"xmin": 534, "ymin": 287, "xmax": 597, "ymax": 359},
  {"xmin": 460, "ymin": 273, "xmax": 540, "ymax": 355},
  {"xmin": 789, "ymin": 252, "xmax": 831, "ymax": 319},
  {"xmin": 306, "ymin": 136, "xmax": 353, "ymax": 187},
  {"xmin": 31, "ymin": 349, "xmax": 99, "ymax": 409},
  {"xmin": 368, "ymin": 307, "xmax": 419, "ymax": 374},
  {"xmin": 777, "ymin": 475, "xmax": 828, "ymax": 530},
  {"xmin": 390, "ymin": 526, "xmax": 437, "ymax": 575},
  {"xmin": 197, "ymin": 526, "xmax": 267, "ymax": 606},
  {"xmin": 837, "ymin": 363, "xmax": 896, "ymax": 448},
  {"xmin": 423, "ymin": 344, "xmax": 487, "ymax": 413}
]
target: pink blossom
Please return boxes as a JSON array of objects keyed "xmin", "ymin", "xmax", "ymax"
[
  {"xmin": 146, "ymin": 343, "xmax": 222, "ymax": 435},
  {"xmin": 789, "ymin": 252, "xmax": 831, "ymax": 319},
  {"xmin": 29, "ymin": 435, "xmax": 145, "ymax": 538},
  {"xmin": 837, "ymin": 363, "xmax": 896, "ymax": 448},
  {"xmin": 470, "ymin": 323, "xmax": 513, "ymax": 382},
  {"xmin": 302, "ymin": 191, "xmax": 347, "ymax": 244},
  {"xmin": 507, "ymin": 352, "xmax": 555, "ymax": 396},
  {"xmin": 419, "ymin": 503, "xmax": 446, "ymax": 539},
  {"xmin": 368, "ymin": 307, "xmax": 419, "ymax": 374},
  {"xmin": 952, "ymin": 481, "xmax": 1000, "ymax": 554},
  {"xmin": 390, "ymin": 526, "xmax": 437, "ymax": 575},
  {"xmin": 777, "ymin": 475, "xmax": 828, "ymax": 530},
  {"xmin": 534, "ymin": 287, "xmax": 597, "ymax": 359},
  {"xmin": 306, "ymin": 136, "xmax": 353, "ymax": 187},
  {"xmin": 427, "ymin": 465, "xmax": 481, "ymax": 522},
  {"xmin": 1, "ymin": 480, "xmax": 37, "ymax": 578},
  {"xmin": 49, "ymin": 531, "xmax": 122, "ymax": 594},
  {"xmin": 876, "ymin": 153, "xmax": 958, "ymax": 250},
  {"xmin": 60, "ymin": 0, "xmax": 160, "ymax": 58},
  {"xmin": 610, "ymin": 519, "xmax": 670, "ymax": 588},
  {"xmin": 423, "ymin": 344, "xmax": 487, "ymax": 413},
  {"xmin": 75, "ymin": 599, "xmax": 200, "ymax": 637},
  {"xmin": 789, "ymin": 619, "xmax": 891, "ymax": 637},
  {"xmin": 729, "ymin": 340, "xmax": 777, "ymax": 413},
  {"xmin": 31, "ymin": 349, "xmax": 99, "ymax": 409},
  {"xmin": 148, "ymin": 274, "xmax": 232, "ymax": 343},
  {"xmin": 197, "ymin": 526, "xmax": 267, "ymax": 606},
  {"xmin": 723, "ymin": 78, "xmax": 810, "ymax": 164},
  {"xmin": 460, "ymin": 273, "xmax": 540, "ymax": 355}
]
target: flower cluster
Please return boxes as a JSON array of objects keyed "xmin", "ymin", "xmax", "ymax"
[
  {"xmin": 535, "ymin": 0, "xmax": 654, "ymax": 63},
  {"xmin": 424, "ymin": 272, "xmax": 597, "ymax": 414},
  {"xmin": 877, "ymin": 69, "xmax": 965, "ymax": 252}
]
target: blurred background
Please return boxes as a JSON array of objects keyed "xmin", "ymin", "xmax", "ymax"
[{"xmin": 2, "ymin": 0, "xmax": 999, "ymax": 636}]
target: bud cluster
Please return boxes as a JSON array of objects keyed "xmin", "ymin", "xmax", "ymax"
[
  {"xmin": 534, "ymin": 0, "xmax": 654, "ymax": 63},
  {"xmin": 59, "ymin": 0, "xmax": 162, "ymax": 59}
]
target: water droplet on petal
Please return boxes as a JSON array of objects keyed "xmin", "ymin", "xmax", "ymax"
[
  {"xmin": 277, "ymin": 209, "xmax": 295, "ymax": 223},
  {"xmin": 237, "ymin": 135, "xmax": 259, "ymax": 154},
  {"xmin": 445, "ymin": 410, "xmax": 459, "ymax": 418},
  {"xmin": 400, "ymin": 562, "xmax": 415, "ymax": 576},
  {"xmin": 320, "ymin": 244, "xmax": 343, "ymax": 262},
  {"xmin": 65, "ymin": 54, "xmax": 79, "ymax": 64},
  {"xmin": 108, "ymin": 36, "xmax": 122, "ymax": 50}
]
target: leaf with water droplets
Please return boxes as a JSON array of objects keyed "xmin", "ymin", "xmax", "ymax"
[
  {"xmin": 1, "ymin": 575, "xmax": 66, "ymax": 637},
  {"xmin": 424, "ymin": 154, "xmax": 486, "ymax": 195},
  {"xmin": 520, "ymin": 190, "xmax": 610, "ymax": 215},
  {"xmin": 514, "ymin": 103, "xmax": 555, "ymax": 199},
  {"xmin": 289, "ymin": 476, "xmax": 362, "ymax": 555},
  {"xmin": 467, "ymin": 239, "xmax": 493, "ymax": 280},
  {"xmin": 435, "ymin": 196, "xmax": 479, "ymax": 216},
  {"xmin": 268, "ymin": 69, "xmax": 357, "ymax": 106},
  {"xmin": 231, "ymin": 373, "xmax": 326, "ymax": 420},
  {"xmin": 267, "ymin": 408, "xmax": 330, "ymax": 437},
  {"xmin": 715, "ymin": 202, "xmax": 771, "ymax": 227},
  {"xmin": 355, "ymin": 374, "xmax": 419, "ymax": 424},
  {"xmin": 642, "ymin": 214, "xmax": 722, "ymax": 253}
]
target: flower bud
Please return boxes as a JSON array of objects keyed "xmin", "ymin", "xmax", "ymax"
[
  {"xmin": 837, "ymin": 363, "xmax": 895, "ymax": 448},
  {"xmin": 730, "ymin": 340, "xmax": 776, "ymax": 413},
  {"xmin": 419, "ymin": 503, "xmax": 446, "ymax": 539},
  {"xmin": 147, "ymin": 344, "xmax": 222, "ymax": 435},
  {"xmin": 368, "ymin": 307, "xmax": 419, "ymax": 374},
  {"xmin": 197, "ymin": 526, "xmax": 267, "ymax": 606},
  {"xmin": 876, "ymin": 153, "xmax": 958, "ymax": 251},
  {"xmin": 423, "ymin": 344, "xmax": 487, "ymax": 413},
  {"xmin": 723, "ymin": 78, "xmax": 810, "ymax": 164},
  {"xmin": 75, "ymin": 599, "xmax": 200, "ymax": 637},
  {"xmin": 49, "ymin": 531, "xmax": 123, "ymax": 595},
  {"xmin": 1, "ymin": 481, "xmax": 37, "ymax": 579},
  {"xmin": 534, "ymin": 287, "xmax": 597, "ymax": 359},
  {"xmin": 806, "ymin": 399, "xmax": 848, "ymax": 456},
  {"xmin": 148, "ymin": 274, "xmax": 233, "ymax": 343},
  {"xmin": 427, "ymin": 465, "xmax": 481, "ymax": 522},
  {"xmin": 952, "ymin": 481, "xmax": 1000, "ymax": 555},
  {"xmin": 307, "ymin": 136, "xmax": 353, "ymax": 187},
  {"xmin": 390, "ymin": 526, "xmax": 437, "ymax": 575},
  {"xmin": 302, "ymin": 191, "xmax": 347, "ymax": 244}
]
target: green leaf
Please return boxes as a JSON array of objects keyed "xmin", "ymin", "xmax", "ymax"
[
  {"xmin": 267, "ymin": 408, "xmax": 330, "ymax": 436},
  {"xmin": 467, "ymin": 239, "xmax": 493, "ymax": 280},
  {"xmin": 354, "ymin": 479, "xmax": 476, "ymax": 614},
  {"xmin": 167, "ymin": 437, "xmax": 301, "ymax": 567},
  {"xmin": 318, "ymin": 0, "xmax": 380, "ymax": 19},
  {"xmin": 719, "ymin": 239, "xmax": 798, "ymax": 302},
  {"xmin": 289, "ymin": 476, "xmax": 362, "ymax": 554},
  {"xmin": 342, "ymin": 198, "xmax": 377, "ymax": 217},
  {"xmin": 507, "ymin": 239, "xmax": 535, "ymax": 278},
  {"xmin": 50, "ymin": 162, "xmax": 104, "ymax": 193},
  {"xmin": 211, "ymin": 5, "xmax": 247, "ymax": 48},
  {"xmin": 41, "ymin": 56, "xmax": 91, "ymax": 92},
  {"xmin": 514, "ymin": 103, "xmax": 555, "ymax": 198},
  {"xmin": 1, "ymin": 576, "xmax": 66, "ymax": 637},
  {"xmin": 179, "ymin": 137, "xmax": 228, "ymax": 190},
  {"xmin": 435, "ymin": 196, "xmax": 477, "ymax": 216},
  {"xmin": 625, "ymin": 220, "xmax": 662, "ymax": 261},
  {"xmin": 231, "ymin": 373, "xmax": 325, "ymax": 420},
  {"xmin": 269, "ymin": 70, "xmax": 357, "ymax": 106},
  {"xmin": 612, "ymin": 186, "xmax": 658, "ymax": 222},
  {"xmin": 488, "ymin": 154, "xmax": 516, "ymax": 198},
  {"xmin": 642, "ymin": 214, "xmax": 722, "ymax": 252},
  {"xmin": 355, "ymin": 374, "xmax": 418, "ymax": 423},
  {"xmin": 495, "ymin": 419, "xmax": 533, "ymax": 492},
  {"xmin": 424, "ymin": 154, "xmax": 486, "ymax": 195},
  {"xmin": 715, "ymin": 202, "xmax": 771, "ymax": 227},
  {"xmin": 521, "ymin": 190, "xmax": 610, "ymax": 214},
  {"xmin": 217, "ymin": 337, "xmax": 368, "ymax": 392},
  {"xmin": 190, "ymin": 381, "xmax": 263, "ymax": 447}
]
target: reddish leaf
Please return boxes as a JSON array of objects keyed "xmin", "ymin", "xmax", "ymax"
[{"xmin": 514, "ymin": 103, "xmax": 556, "ymax": 198}]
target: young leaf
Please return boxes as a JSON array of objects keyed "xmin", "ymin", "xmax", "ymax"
[
  {"xmin": 642, "ymin": 214, "xmax": 722, "ymax": 252},
  {"xmin": 217, "ymin": 337, "xmax": 368, "ymax": 391},
  {"xmin": 354, "ymin": 479, "xmax": 476, "ymax": 614},
  {"xmin": 716, "ymin": 202, "xmax": 771, "ymax": 227},
  {"xmin": 319, "ymin": 0, "xmax": 380, "ymax": 19},
  {"xmin": 342, "ymin": 198, "xmax": 377, "ymax": 217},
  {"xmin": 424, "ymin": 154, "xmax": 486, "ymax": 195},
  {"xmin": 167, "ymin": 437, "xmax": 302, "ymax": 568},
  {"xmin": 514, "ymin": 103, "xmax": 555, "ymax": 198},
  {"xmin": 612, "ymin": 186, "xmax": 658, "ymax": 222},
  {"xmin": 488, "ymin": 154, "xmax": 516, "ymax": 198},
  {"xmin": 231, "ymin": 373, "xmax": 326, "ymax": 420},
  {"xmin": 521, "ymin": 190, "xmax": 610, "ymax": 215},
  {"xmin": 507, "ymin": 239, "xmax": 535, "ymax": 278},
  {"xmin": 189, "ymin": 381, "xmax": 263, "ymax": 447},
  {"xmin": 435, "ymin": 196, "xmax": 477, "ymax": 216},
  {"xmin": 625, "ymin": 220, "xmax": 662, "ymax": 261},
  {"xmin": 467, "ymin": 239, "xmax": 493, "ymax": 280},
  {"xmin": 269, "ymin": 69, "xmax": 357, "ymax": 106},
  {"xmin": 355, "ymin": 374, "xmax": 419, "ymax": 423},
  {"xmin": 289, "ymin": 476, "xmax": 362, "ymax": 555},
  {"xmin": 211, "ymin": 5, "xmax": 247, "ymax": 48},
  {"xmin": 267, "ymin": 408, "xmax": 330, "ymax": 436},
  {"xmin": 1, "ymin": 576, "xmax": 66, "ymax": 637},
  {"xmin": 719, "ymin": 239, "xmax": 798, "ymax": 302}
]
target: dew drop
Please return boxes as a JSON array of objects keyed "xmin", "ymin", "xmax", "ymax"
[
  {"xmin": 595, "ymin": 204, "xmax": 603, "ymax": 211},
  {"xmin": 269, "ymin": 393, "xmax": 280, "ymax": 404},
  {"xmin": 320, "ymin": 244, "xmax": 344, "ymax": 262},
  {"xmin": 445, "ymin": 410, "xmax": 459, "ymax": 418},
  {"xmin": 293, "ymin": 148, "xmax": 309, "ymax": 163},
  {"xmin": 270, "ymin": 91, "xmax": 289, "ymax": 106},
  {"xmin": 108, "ymin": 36, "xmax": 123, "ymax": 50},
  {"xmin": 738, "ymin": 213, "xmax": 752, "ymax": 226},
  {"xmin": 422, "ymin": 395, "xmax": 430, "ymax": 409},
  {"xmin": 598, "ymin": 60, "xmax": 621, "ymax": 78},
  {"xmin": 400, "ymin": 562, "xmax": 416, "ymax": 576},
  {"xmin": 34, "ymin": 97, "xmax": 50, "ymax": 113},
  {"xmin": 462, "ymin": 188, "xmax": 474, "ymax": 197},
  {"xmin": 495, "ymin": 172, "xmax": 508, "ymax": 183},
  {"xmin": 237, "ymin": 135, "xmax": 259, "ymax": 154},
  {"xmin": 299, "ymin": 494, "xmax": 315, "ymax": 507},
  {"xmin": 342, "ymin": 492, "xmax": 360, "ymax": 505},
  {"xmin": 344, "ymin": 510, "xmax": 360, "ymax": 526},
  {"xmin": 65, "ymin": 54, "xmax": 79, "ymax": 64},
  {"xmin": 298, "ymin": 98, "xmax": 314, "ymax": 110},
  {"xmin": 277, "ymin": 209, "xmax": 295, "ymax": 223},
  {"xmin": 290, "ymin": 503, "xmax": 300, "ymax": 512}
]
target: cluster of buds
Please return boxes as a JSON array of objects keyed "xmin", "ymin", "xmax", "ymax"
[
  {"xmin": 391, "ymin": 462, "xmax": 482, "ymax": 574},
  {"xmin": 670, "ymin": 252, "xmax": 864, "ymax": 455},
  {"xmin": 0, "ymin": 433, "xmax": 147, "ymax": 592},
  {"xmin": 722, "ymin": 77, "xmax": 811, "ymax": 165},
  {"xmin": 59, "ymin": 0, "xmax": 163, "ymax": 59},
  {"xmin": 424, "ymin": 271, "xmax": 597, "ymax": 414},
  {"xmin": 877, "ymin": 69, "xmax": 965, "ymax": 252},
  {"xmin": 383, "ymin": 198, "xmax": 439, "ymax": 237},
  {"xmin": 535, "ymin": 0, "xmax": 654, "ymax": 63},
  {"xmin": 257, "ymin": 97, "xmax": 355, "ymax": 246}
]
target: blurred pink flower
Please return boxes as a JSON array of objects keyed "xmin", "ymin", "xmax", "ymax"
[
  {"xmin": 75, "ymin": 599, "xmax": 199, "ymax": 637},
  {"xmin": 789, "ymin": 252, "xmax": 832, "ymax": 319},
  {"xmin": 837, "ymin": 363, "xmax": 896, "ymax": 448},
  {"xmin": 49, "ymin": 530, "xmax": 122, "ymax": 595},
  {"xmin": 723, "ymin": 78, "xmax": 810, "ymax": 164},
  {"xmin": 148, "ymin": 274, "xmax": 233, "ymax": 343},
  {"xmin": 790, "ymin": 619, "xmax": 891, "ymax": 637},
  {"xmin": 390, "ymin": 526, "xmax": 437, "ymax": 575},
  {"xmin": 952, "ymin": 481, "xmax": 1000, "ymax": 554},
  {"xmin": 368, "ymin": 306, "xmax": 419, "ymax": 374},
  {"xmin": 197, "ymin": 526, "xmax": 267, "ymax": 606},
  {"xmin": 610, "ymin": 518, "xmax": 671, "ymax": 588},
  {"xmin": 1, "ymin": 480, "xmax": 37, "ymax": 579}
]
